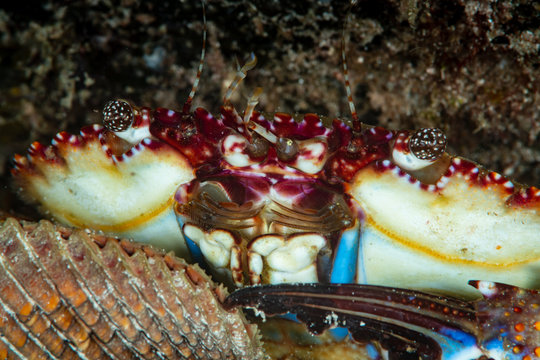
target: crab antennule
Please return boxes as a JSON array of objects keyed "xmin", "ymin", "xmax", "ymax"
[
  {"xmin": 225, "ymin": 283, "xmax": 486, "ymax": 359},
  {"xmin": 243, "ymin": 87, "xmax": 263, "ymax": 126},
  {"xmin": 223, "ymin": 53, "xmax": 258, "ymax": 104},
  {"xmin": 247, "ymin": 120, "xmax": 278, "ymax": 144},
  {"xmin": 182, "ymin": 0, "xmax": 207, "ymax": 114}
]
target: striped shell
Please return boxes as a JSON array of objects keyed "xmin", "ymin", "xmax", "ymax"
[{"xmin": 0, "ymin": 217, "xmax": 264, "ymax": 359}]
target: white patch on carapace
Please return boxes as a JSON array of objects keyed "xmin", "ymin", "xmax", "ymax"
[
  {"xmin": 222, "ymin": 134, "xmax": 257, "ymax": 167},
  {"xmin": 503, "ymin": 181, "xmax": 514, "ymax": 190},
  {"xmin": 491, "ymin": 172, "xmax": 502, "ymax": 181},
  {"xmin": 436, "ymin": 175, "xmax": 451, "ymax": 189},
  {"xmin": 113, "ymin": 126, "xmax": 152, "ymax": 145},
  {"xmin": 292, "ymin": 139, "xmax": 328, "ymax": 174},
  {"xmin": 392, "ymin": 147, "xmax": 435, "ymax": 171}
]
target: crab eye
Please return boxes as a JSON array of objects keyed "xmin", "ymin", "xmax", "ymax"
[
  {"xmin": 392, "ymin": 128, "xmax": 447, "ymax": 171},
  {"xmin": 276, "ymin": 137, "xmax": 298, "ymax": 161},
  {"xmin": 103, "ymin": 100, "xmax": 134, "ymax": 132},
  {"xmin": 409, "ymin": 128, "xmax": 447, "ymax": 161}
]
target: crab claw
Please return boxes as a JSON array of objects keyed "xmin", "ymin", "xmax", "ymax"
[
  {"xmin": 225, "ymin": 282, "xmax": 540, "ymax": 360},
  {"xmin": 12, "ymin": 125, "xmax": 194, "ymax": 257},
  {"xmin": 470, "ymin": 280, "xmax": 540, "ymax": 360}
]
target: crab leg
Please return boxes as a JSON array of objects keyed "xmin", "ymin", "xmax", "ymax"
[{"xmin": 225, "ymin": 282, "xmax": 540, "ymax": 359}]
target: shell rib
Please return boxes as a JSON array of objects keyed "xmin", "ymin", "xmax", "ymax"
[{"xmin": 0, "ymin": 217, "xmax": 264, "ymax": 359}]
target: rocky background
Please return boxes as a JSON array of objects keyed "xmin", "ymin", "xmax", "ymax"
[{"xmin": 0, "ymin": 0, "xmax": 539, "ymax": 213}]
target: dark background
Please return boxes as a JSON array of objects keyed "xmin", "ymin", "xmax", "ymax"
[{"xmin": 1, "ymin": 0, "xmax": 538, "ymax": 214}]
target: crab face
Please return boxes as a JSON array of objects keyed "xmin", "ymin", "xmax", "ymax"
[{"xmin": 12, "ymin": 97, "xmax": 540, "ymax": 299}]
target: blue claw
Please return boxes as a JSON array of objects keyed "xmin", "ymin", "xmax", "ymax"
[{"xmin": 225, "ymin": 281, "xmax": 540, "ymax": 360}]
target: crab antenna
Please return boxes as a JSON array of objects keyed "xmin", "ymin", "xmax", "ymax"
[
  {"xmin": 182, "ymin": 0, "xmax": 207, "ymax": 114},
  {"xmin": 244, "ymin": 87, "xmax": 279, "ymax": 143},
  {"xmin": 223, "ymin": 52, "xmax": 258, "ymax": 105},
  {"xmin": 341, "ymin": 1, "xmax": 359, "ymax": 127}
]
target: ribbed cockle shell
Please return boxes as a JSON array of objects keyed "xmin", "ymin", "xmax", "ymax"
[{"xmin": 0, "ymin": 217, "xmax": 264, "ymax": 359}]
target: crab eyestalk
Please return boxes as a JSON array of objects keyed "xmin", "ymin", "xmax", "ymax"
[
  {"xmin": 276, "ymin": 137, "xmax": 299, "ymax": 161},
  {"xmin": 392, "ymin": 128, "xmax": 447, "ymax": 171},
  {"xmin": 245, "ymin": 134, "xmax": 270, "ymax": 158},
  {"xmin": 225, "ymin": 281, "xmax": 540, "ymax": 360}
]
